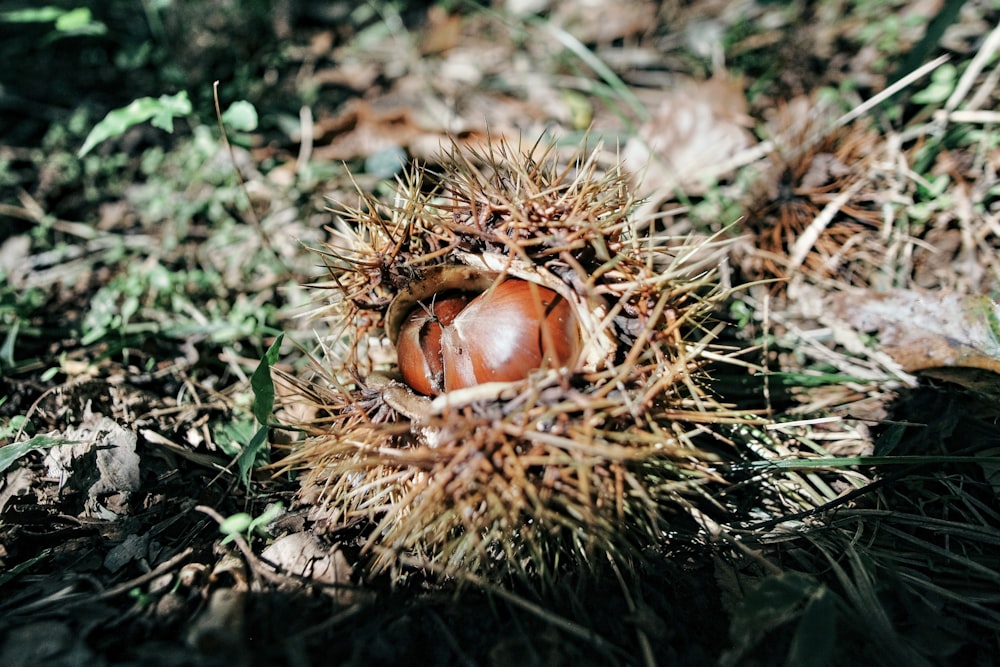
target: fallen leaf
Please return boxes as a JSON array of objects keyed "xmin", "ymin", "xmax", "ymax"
[
  {"xmin": 552, "ymin": 0, "xmax": 658, "ymax": 44},
  {"xmin": 185, "ymin": 588, "xmax": 249, "ymax": 662},
  {"xmin": 260, "ymin": 531, "xmax": 355, "ymax": 603},
  {"xmin": 103, "ymin": 532, "xmax": 149, "ymax": 573},
  {"xmin": 0, "ymin": 466, "xmax": 35, "ymax": 514},
  {"xmin": 311, "ymin": 99, "xmax": 425, "ymax": 162},
  {"xmin": 43, "ymin": 414, "xmax": 140, "ymax": 519},
  {"xmin": 832, "ymin": 287, "xmax": 1000, "ymax": 398},
  {"xmin": 623, "ymin": 75, "xmax": 755, "ymax": 197}
]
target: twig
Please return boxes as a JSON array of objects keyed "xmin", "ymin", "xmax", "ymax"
[
  {"xmin": 836, "ymin": 55, "xmax": 951, "ymax": 128},
  {"xmin": 93, "ymin": 547, "xmax": 194, "ymax": 601},
  {"xmin": 945, "ymin": 19, "xmax": 1000, "ymax": 113},
  {"xmin": 24, "ymin": 548, "xmax": 196, "ymax": 613},
  {"xmin": 945, "ymin": 109, "xmax": 1000, "ymax": 124},
  {"xmin": 12, "ymin": 379, "xmax": 85, "ymax": 443},
  {"xmin": 211, "ymin": 81, "xmax": 277, "ymax": 257},
  {"xmin": 195, "ymin": 504, "xmax": 282, "ymax": 589},
  {"xmin": 296, "ymin": 105, "xmax": 314, "ymax": 174}
]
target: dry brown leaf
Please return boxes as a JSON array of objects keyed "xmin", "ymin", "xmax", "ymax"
[
  {"xmin": 420, "ymin": 6, "xmax": 464, "ymax": 55},
  {"xmin": 310, "ymin": 97, "xmax": 503, "ymax": 164},
  {"xmin": 43, "ymin": 414, "xmax": 141, "ymax": 520},
  {"xmin": 312, "ymin": 99, "xmax": 425, "ymax": 162},
  {"xmin": 623, "ymin": 75, "xmax": 755, "ymax": 197},
  {"xmin": 0, "ymin": 466, "xmax": 34, "ymax": 515},
  {"xmin": 260, "ymin": 532, "xmax": 356, "ymax": 602},
  {"xmin": 832, "ymin": 287, "xmax": 1000, "ymax": 397},
  {"xmin": 552, "ymin": 0, "xmax": 658, "ymax": 44},
  {"xmin": 185, "ymin": 588, "xmax": 249, "ymax": 662}
]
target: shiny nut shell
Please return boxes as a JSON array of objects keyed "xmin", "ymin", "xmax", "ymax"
[
  {"xmin": 456, "ymin": 253, "xmax": 618, "ymax": 371},
  {"xmin": 386, "ymin": 259, "xmax": 617, "ymax": 377},
  {"xmin": 385, "ymin": 265, "xmax": 499, "ymax": 346}
]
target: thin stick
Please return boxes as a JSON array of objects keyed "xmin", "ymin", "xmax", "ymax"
[
  {"xmin": 296, "ymin": 105, "xmax": 314, "ymax": 174},
  {"xmin": 945, "ymin": 20, "xmax": 1000, "ymax": 112},
  {"xmin": 212, "ymin": 81, "xmax": 276, "ymax": 254},
  {"xmin": 764, "ymin": 416, "xmax": 842, "ymax": 430},
  {"xmin": 195, "ymin": 504, "xmax": 279, "ymax": 589},
  {"xmin": 93, "ymin": 547, "xmax": 194, "ymax": 601},
  {"xmin": 836, "ymin": 54, "xmax": 951, "ymax": 128},
  {"xmin": 20, "ymin": 547, "xmax": 196, "ymax": 613},
  {"xmin": 945, "ymin": 110, "xmax": 1000, "ymax": 124}
]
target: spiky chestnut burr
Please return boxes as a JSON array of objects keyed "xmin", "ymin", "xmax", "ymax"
[
  {"xmin": 279, "ymin": 138, "xmax": 738, "ymax": 581},
  {"xmin": 741, "ymin": 97, "xmax": 884, "ymax": 285}
]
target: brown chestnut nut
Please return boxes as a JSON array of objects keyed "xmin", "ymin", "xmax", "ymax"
[{"xmin": 396, "ymin": 279, "xmax": 581, "ymax": 395}]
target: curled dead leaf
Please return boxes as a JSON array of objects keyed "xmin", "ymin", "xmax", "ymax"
[
  {"xmin": 832, "ymin": 287, "xmax": 1000, "ymax": 399},
  {"xmin": 44, "ymin": 415, "xmax": 141, "ymax": 520},
  {"xmin": 623, "ymin": 75, "xmax": 755, "ymax": 197}
]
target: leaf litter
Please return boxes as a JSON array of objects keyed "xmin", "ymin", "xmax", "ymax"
[{"xmin": 1, "ymin": 1, "xmax": 999, "ymax": 665}]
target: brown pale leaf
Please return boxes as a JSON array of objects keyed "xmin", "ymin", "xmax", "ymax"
[
  {"xmin": 832, "ymin": 288, "xmax": 1000, "ymax": 397},
  {"xmin": 420, "ymin": 6, "xmax": 463, "ymax": 55},
  {"xmin": 312, "ymin": 99, "xmax": 425, "ymax": 162},
  {"xmin": 185, "ymin": 589, "xmax": 249, "ymax": 662},
  {"xmin": 623, "ymin": 75, "xmax": 755, "ymax": 197},
  {"xmin": 552, "ymin": 0, "xmax": 658, "ymax": 43},
  {"xmin": 260, "ymin": 531, "xmax": 352, "ymax": 584},
  {"xmin": 43, "ymin": 414, "xmax": 141, "ymax": 520}
]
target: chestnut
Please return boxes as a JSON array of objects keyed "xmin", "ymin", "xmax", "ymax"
[{"xmin": 395, "ymin": 279, "xmax": 581, "ymax": 395}]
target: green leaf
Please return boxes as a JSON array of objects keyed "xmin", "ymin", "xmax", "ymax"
[
  {"xmin": 0, "ymin": 5, "xmax": 105, "ymax": 40},
  {"xmin": 786, "ymin": 586, "xmax": 836, "ymax": 667},
  {"xmin": 1, "ymin": 316, "xmax": 19, "ymax": 367},
  {"xmin": 0, "ymin": 7, "xmax": 65, "ymax": 23},
  {"xmin": 246, "ymin": 502, "xmax": 283, "ymax": 538},
  {"xmin": 0, "ymin": 414, "xmax": 26, "ymax": 440},
  {"xmin": 78, "ymin": 91, "xmax": 192, "ymax": 157},
  {"xmin": 251, "ymin": 334, "xmax": 283, "ymax": 426},
  {"xmin": 213, "ymin": 418, "xmax": 257, "ymax": 458},
  {"xmin": 236, "ymin": 425, "xmax": 270, "ymax": 488},
  {"xmin": 221, "ymin": 100, "xmax": 259, "ymax": 132},
  {"xmin": 219, "ymin": 512, "xmax": 253, "ymax": 543},
  {"xmin": 219, "ymin": 503, "xmax": 283, "ymax": 545},
  {"xmin": 0, "ymin": 435, "xmax": 73, "ymax": 475},
  {"xmin": 912, "ymin": 64, "xmax": 957, "ymax": 105},
  {"xmin": 53, "ymin": 7, "xmax": 105, "ymax": 35},
  {"xmin": 0, "ymin": 548, "xmax": 51, "ymax": 588}
]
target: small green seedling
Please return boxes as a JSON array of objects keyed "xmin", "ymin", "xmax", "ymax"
[
  {"xmin": 219, "ymin": 502, "xmax": 284, "ymax": 545},
  {"xmin": 0, "ymin": 433, "xmax": 73, "ymax": 475},
  {"xmin": 0, "ymin": 6, "xmax": 106, "ymax": 40},
  {"xmin": 232, "ymin": 334, "xmax": 284, "ymax": 487},
  {"xmin": 79, "ymin": 91, "xmax": 193, "ymax": 157}
]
